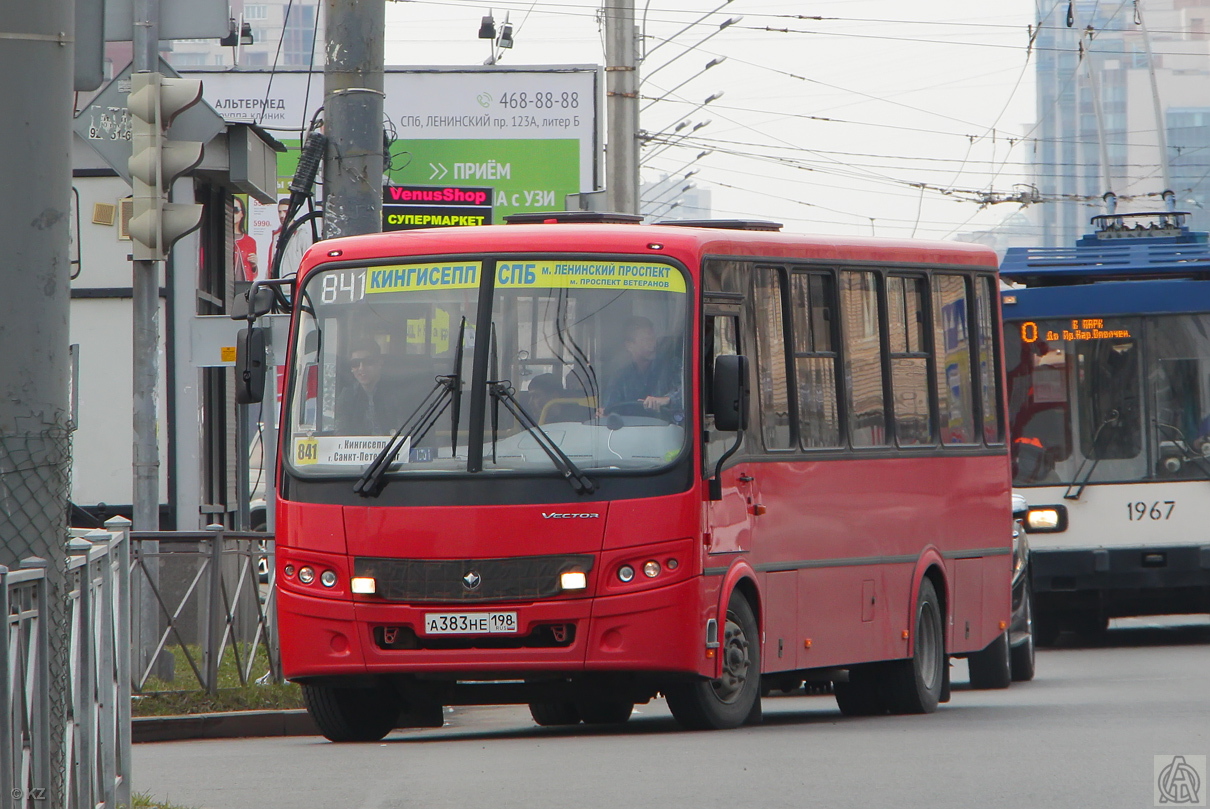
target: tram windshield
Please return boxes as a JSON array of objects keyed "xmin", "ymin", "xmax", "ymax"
[{"xmin": 1005, "ymin": 315, "xmax": 1210, "ymax": 486}]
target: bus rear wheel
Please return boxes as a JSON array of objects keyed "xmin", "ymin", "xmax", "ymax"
[
  {"xmin": 664, "ymin": 593, "xmax": 761, "ymax": 730},
  {"xmin": 302, "ymin": 682, "xmax": 400, "ymax": 742},
  {"xmin": 528, "ymin": 701, "xmax": 581, "ymax": 726},
  {"xmin": 884, "ymin": 578, "xmax": 945, "ymax": 714}
]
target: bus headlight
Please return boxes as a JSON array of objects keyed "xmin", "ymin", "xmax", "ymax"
[
  {"xmin": 320, "ymin": 570, "xmax": 338, "ymax": 588},
  {"xmin": 560, "ymin": 570, "xmax": 587, "ymax": 590},
  {"xmin": 350, "ymin": 576, "xmax": 377, "ymax": 594},
  {"xmin": 617, "ymin": 565, "xmax": 635, "ymax": 583},
  {"xmin": 298, "ymin": 566, "xmax": 315, "ymax": 584}
]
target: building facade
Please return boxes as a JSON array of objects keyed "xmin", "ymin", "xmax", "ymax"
[{"xmin": 1033, "ymin": 0, "xmax": 1210, "ymax": 246}]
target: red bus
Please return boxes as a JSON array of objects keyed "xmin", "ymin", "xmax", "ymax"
[{"xmin": 239, "ymin": 213, "xmax": 1014, "ymax": 740}]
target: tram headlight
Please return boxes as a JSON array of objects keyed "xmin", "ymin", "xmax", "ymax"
[{"xmin": 1025, "ymin": 506, "xmax": 1067, "ymax": 533}]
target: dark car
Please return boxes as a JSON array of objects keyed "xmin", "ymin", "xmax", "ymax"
[
  {"xmin": 1008, "ymin": 493, "xmax": 1036, "ymax": 681},
  {"xmin": 965, "ymin": 493, "xmax": 1035, "ymax": 687}
]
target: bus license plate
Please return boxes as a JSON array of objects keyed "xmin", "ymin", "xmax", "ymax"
[{"xmin": 423, "ymin": 612, "xmax": 518, "ymax": 635}]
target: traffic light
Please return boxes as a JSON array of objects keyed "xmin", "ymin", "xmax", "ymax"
[{"xmin": 127, "ymin": 71, "xmax": 205, "ymax": 261}]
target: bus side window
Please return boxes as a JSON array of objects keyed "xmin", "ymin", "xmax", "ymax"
[
  {"xmin": 887, "ymin": 275, "xmax": 933, "ymax": 446},
  {"xmin": 933, "ymin": 275, "xmax": 977, "ymax": 444},
  {"xmin": 974, "ymin": 275, "xmax": 1005, "ymax": 444},
  {"xmin": 791, "ymin": 272, "xmax": 841, "ymax": 448},
  {"xmin": 754, "ymin": 267, "xmax": 794, "ymax": 450},
  {"xmin": 840, "ymin": 270, "xmax": 888, "ymax": 447},
  {"xmin": 704, "ymin": 314, "xmax": 740, "ymax": 468}
]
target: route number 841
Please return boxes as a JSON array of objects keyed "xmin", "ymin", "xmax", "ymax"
[{"xmin": 1127, "ymin": 501, "xmax": 1175, "ymax": 520}]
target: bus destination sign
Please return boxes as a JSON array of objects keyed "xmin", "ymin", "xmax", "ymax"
[{"xmin": 1019, "ymin": 318, "xmax": 1133, "ymax": 343}]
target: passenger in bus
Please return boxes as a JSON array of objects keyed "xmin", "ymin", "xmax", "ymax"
[
  {"xmin": 600, "ymin": 316, "xmax": 682, "ymax": 415},
  {"xmin": 336, "ymin": 340, "xmax": 408, "ymax": 435},
  {"xmin": 521, "ymin": 373, "xmax": 564, "ymax": 418},
  {"xmin": 522, "ymin": 372, "xmax": 595, "ymax": 424}
]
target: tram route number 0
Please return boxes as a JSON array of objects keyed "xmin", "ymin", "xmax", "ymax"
[{"xmin": 1127, "ymin": 501, "xmax": 1175, "ymax": 520}]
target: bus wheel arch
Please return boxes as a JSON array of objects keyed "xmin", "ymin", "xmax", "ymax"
[{"xmin": 665, "ymin": 585, "xmax": 762, "ymax": 730}]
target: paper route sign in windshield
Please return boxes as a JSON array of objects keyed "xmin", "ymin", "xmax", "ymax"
[{"xmin": 365, "ymin": 260, "xmax": 686, "ymax": 294}]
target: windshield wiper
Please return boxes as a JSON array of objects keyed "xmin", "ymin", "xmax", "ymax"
[
  {"xmin": 488, "ymin": 380, "xmax": 597, "ymax": 494},
  {"xmin": 353, "ymin": 375, "xmax": 457, "ymax": 498},
  {"xmin": 356, "ymin": 318, "xmax": 468, "ymax": 498},
  {"xmin": 1064, "ymin": 409, "xmax": 1119, "ymax": 501}
]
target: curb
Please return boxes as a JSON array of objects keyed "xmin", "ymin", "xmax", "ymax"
[{"xmin": 133, "ymin": 709, "xmax": 319, "ymax": 743}]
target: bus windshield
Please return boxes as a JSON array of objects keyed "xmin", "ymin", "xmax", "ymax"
[
  {"xmin": 1005, "ymin": 314, "xmax": 1210, "ymax": 486},
  {"xmin": 284, "ymin": 258, "xmax": 690, "ymax": 479}
]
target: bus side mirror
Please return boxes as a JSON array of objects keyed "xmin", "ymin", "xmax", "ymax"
[
  {"xmin": 712, "ymin": 354, "xmax": 749, "ymax": 432},
  {"xmin": 235, "ymin": 327, "xmax": 268, "ymax": 404},
  {"xmin": 231, "ymin": 285, "xmax": 277, "ymax": 321}
]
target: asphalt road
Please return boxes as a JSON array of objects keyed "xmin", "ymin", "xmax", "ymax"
[{"xmin": 134, "ymin": 616, "xmax": 1210, "ymax": 809}]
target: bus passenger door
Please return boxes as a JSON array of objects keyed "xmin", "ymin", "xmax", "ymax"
[{"xmin": 704, "ymin": 309, "xmax": 753, "ymax": 555}]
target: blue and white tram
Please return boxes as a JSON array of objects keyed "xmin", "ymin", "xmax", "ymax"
[{"xmin": 1001, "ymin": 211, "xmax": 1210, "ymax": 642}]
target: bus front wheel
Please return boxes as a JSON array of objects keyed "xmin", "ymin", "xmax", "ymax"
[
  {"xmin": 664, "ymin": 593, "xmax": 761, "ymax": 730},
  {"xmin": 302, "ymin": 682, "xmax": 400, "ymax": 742}
]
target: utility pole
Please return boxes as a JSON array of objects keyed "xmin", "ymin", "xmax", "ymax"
[
  {"xmin": 323, "ymin": 0, "xmax": 386, "ymax": 238},
  {"xmin": 604, "ymin": 0, "xmax": 640, "ymax": 214},
  {"xmin": 0, "ymin": 1, "xmax": 74, "ymax": 805}
]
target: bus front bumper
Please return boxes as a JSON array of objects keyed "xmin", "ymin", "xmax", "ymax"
[{"xmin": 278, "ymin": 577, "xmax": 709, "ymax": 681}]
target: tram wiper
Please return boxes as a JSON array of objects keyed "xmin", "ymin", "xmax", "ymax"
[
  {"xmin": 1063, "ymin": 409, "xmax": 1119, "ymax": 501},
  {"xmin": 353, "ymin": 374, "xmax": 458, "ymax": 498},
  {"xmin": 487, "ymin": 380, "xmax": 597, "ymax": 494}
]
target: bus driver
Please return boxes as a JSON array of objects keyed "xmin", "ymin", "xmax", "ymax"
[
  {"xmin": 601, "ymin": 316, "xmax": 682, "ymax": 415},
  {"xmin": 336, "ymin": 340, "xmax": 407, "ymax": 435}
]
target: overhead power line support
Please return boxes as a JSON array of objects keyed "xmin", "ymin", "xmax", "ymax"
[
  {"xmin": 605, "ymin": 0, "xmax": 640, "ymax": 214},
  {"xmin": 0, "ymin": 0, "xmax": 74, "ymax": 805},
  {"xmin": 323, "ymin": 0, "xmax": 386, "ymax": 238}
]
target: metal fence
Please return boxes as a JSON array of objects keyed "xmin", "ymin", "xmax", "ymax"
[
  {"xmin": 1, "ymin": 517, "xmax": 132, "ymax": 809},
  {"xmin": 129, "ymin": 525, "xmax": 278, "ymax": 694},
  {"xmin": 2, "ymin": 518, "xmax": 279, "ymax": 809}
]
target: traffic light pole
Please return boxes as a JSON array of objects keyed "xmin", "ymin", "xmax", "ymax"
[{"xmin": 132, "ymin": 0, "xmax": 160, "ymax": 532}]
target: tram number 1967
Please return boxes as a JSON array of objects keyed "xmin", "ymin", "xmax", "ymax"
[{"xmin": 1127, "ymin": 501, "xmax": 1175, "ymax": 521}]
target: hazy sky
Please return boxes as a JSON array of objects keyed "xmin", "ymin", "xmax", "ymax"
[{"xmin": 379, "ymin": 0, "xmax": 1044, "ymax": 240}]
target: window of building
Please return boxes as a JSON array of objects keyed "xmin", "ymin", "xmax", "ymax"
[
  {"xmin": 791, "ymin": 272, "xmax": 841, "ymax": 448},
  {"xmin": 754, "ymin": 267, "xmax": 793, "ymax": 450},
  {"xmin": 840, "ymin": 271, "xmax": 887, "ymax": 447},
  {"xmin": 888, "ymin": 275, "xmax": 933, "ymax": 446}
]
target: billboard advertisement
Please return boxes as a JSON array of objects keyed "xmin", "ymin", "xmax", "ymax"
[{"xmin": 187, "ymin": 66, "xmax": 602, "ymax": 281}]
